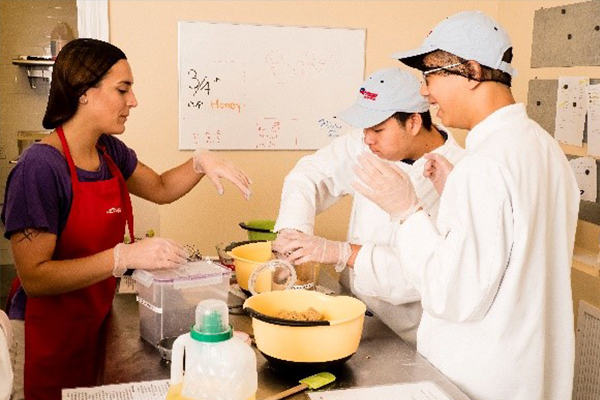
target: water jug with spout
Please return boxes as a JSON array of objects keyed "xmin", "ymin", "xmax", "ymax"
[{"xmin": 168, "ymin": 299, "xmax": 257, "ymax": 400}]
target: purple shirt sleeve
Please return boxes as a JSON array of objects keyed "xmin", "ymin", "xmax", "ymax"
[{"xmin": 1, "ymin": 134, "xmax": 138, "ymax": 239}]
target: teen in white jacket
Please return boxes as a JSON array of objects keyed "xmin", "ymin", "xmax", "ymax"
[
  {"xmin": 354, "ymin": 12, "xmax": 579, "ymax": 400},
  {"xmin": 274, "ymin": 68, "xmax": 465, "ymax": 345},
  {"xmin": 0, "ymin": 310, "xmax": 13, "ymax": 400}
]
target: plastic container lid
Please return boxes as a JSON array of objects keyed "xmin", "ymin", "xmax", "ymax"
[{"xmin": 132, "ymin": 260, "xmax": 231, "ymax": 289}]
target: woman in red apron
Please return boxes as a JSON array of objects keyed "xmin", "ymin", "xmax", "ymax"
[{"xmin": 2, "ymin": 39, "xmax": 251, "ymax": 400}]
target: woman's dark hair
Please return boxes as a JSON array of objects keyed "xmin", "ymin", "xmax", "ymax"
[
  {"xmin": 393, "ymin": 111, "xmax": 433, "ymax": 131},
  {"xmin": 42, "ymin": 38, "xmax": 127, "ymax": 129}
]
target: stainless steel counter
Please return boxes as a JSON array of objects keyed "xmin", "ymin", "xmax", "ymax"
[{"xmin": 101, "ymin": 277, "xmax": 470, "ymax": 400}]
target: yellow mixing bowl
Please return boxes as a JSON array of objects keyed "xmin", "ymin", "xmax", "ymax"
[
  {"xmin": 228, "ymin": 241, "xmax": 273, "ymax": 293},
  {"xmin": 243, "ymin": 290, "xmax": 366, "ymax": 371}
]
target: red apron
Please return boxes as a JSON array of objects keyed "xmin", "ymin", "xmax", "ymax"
[{"xmin": 23, "ymin": 126, "xmax": 134, "ymax": 399}]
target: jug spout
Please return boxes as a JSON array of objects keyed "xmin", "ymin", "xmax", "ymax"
[{"xmin": 168, "ymin": 299, "xmax": 257, "ymax": 400}]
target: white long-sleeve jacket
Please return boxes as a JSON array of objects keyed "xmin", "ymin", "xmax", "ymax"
[
  {"xmin": 392, "ymin": 104, "xmax": 579, "ymax": 400},
  {"xmin": 275, "ymin": 127, "xmax": 465, "ymax": 344},
  {"xmin": 0, "ymin": 311, "xmax": 13, "ymax": 400}
]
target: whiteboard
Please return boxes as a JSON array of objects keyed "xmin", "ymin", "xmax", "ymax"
[{"xmin": 178, "ymin": 21, "xmax": 365, "ymax": 150}]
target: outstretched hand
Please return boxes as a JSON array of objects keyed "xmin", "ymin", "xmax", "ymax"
[{"xmin": 193, "ymin": 148, "xmax": 252, "ymax": 199}]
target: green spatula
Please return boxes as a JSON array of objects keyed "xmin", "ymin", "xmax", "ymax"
[{"xmin": 262, "ymin": 372, "xmax": 336, "ymax": 400}]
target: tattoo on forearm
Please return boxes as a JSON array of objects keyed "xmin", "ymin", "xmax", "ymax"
[{"xmin": 18, "ymin": 228, "xmax": 41, "ymax": 242}]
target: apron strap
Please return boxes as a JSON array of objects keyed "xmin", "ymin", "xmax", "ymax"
[
  {"xmin": 56, "ymin": 126, "xmax": 80, "ymax": 190},
  {"xmin": 96, "ymin": 144, "xmax": 135, "ymax": 244}
]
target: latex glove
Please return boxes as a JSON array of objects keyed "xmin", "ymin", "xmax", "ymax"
[
  {"xmin": 193, "ymin": 148, "xmax": 252, "ymax": 200},
  {"xmin": 271, "ymin": 228, "xmax": 300, "ymax": 257},
  {"xmin": 351, "ymin": 152, "xmax": 420, "ymax": 221},
  {"xmin": 278, "ymin": 230, "xmax": 352, "ymax": 272},
  {"xmin": 113, "ymin": 238, "xmax": 189, "ymax": 276},
  {"xmin": 423, "ymin": 153, "xmax": 454, "ymax": 195},
  {"xmin": 0, "ymin": 310, "xmax": 11, "ymax": 349}
]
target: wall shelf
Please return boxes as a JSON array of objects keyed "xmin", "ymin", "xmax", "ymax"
[
  {"xmin": 12, "ymin": 58, "xmax": 54, "ymax": 89},
  {"xmin": 9, "ymin": 130, "xmax": 51, "ymax": 164},
  {"xmin": 573, "ymin": 246, "xmax": 600, "ymax": 278}
]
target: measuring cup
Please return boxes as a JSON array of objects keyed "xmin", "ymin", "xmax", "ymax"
[
  {"xmin": 247, "ymin": 259, "xmax": 297, "ymax": 296},
  {"xmin": 271, "ymin": 249, "xmax": 320, "ymax": 291}
]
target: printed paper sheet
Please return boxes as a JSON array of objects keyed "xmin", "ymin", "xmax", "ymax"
[
  {"xmin": 555, "ymin": 76, "xmax": 589, "ymax": 146},
  {"xmin": 569, "ymin": 157, "xmax": 598, "ymax": 202},
  {"xmin": 62, "ymin": 380, "xmax": 169, "ymax": 400},
  {"xmin": 587, "ymin": 84, "xmax": 600, "ymax": 157},
  {"xmin": 308, "ymin": 381, "xmax": 452, "ymax": 400}
]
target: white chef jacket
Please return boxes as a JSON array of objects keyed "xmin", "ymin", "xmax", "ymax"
[
  {"xmin": 0, "ymin": 310, "xmax": 13, "ymax": 400},
  {"xmin": 275, "ymin": 126, "xmax": 466, "ymax": 345},
  {"xmin": 387, "ymin": 104, "xmax": 579, "ymax": 400}
]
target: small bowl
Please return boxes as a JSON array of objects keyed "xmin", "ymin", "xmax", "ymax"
[
  {"xmin": 228, "ymin": 241, "xmax": 273, "ymax": 293},
  {"xmin": 239, "ymin": 220, "xmax": 277, "ymax": 241}
]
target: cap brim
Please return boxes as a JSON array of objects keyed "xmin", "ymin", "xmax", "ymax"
[
  {"xmin": 391, "ymin": 46, "xmax": 436, "ymax": 71},
  {"xmin": 336, "ymin": 103, "xmax": 395, "ymax": 129}
]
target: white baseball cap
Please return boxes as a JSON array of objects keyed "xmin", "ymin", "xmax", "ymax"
[
  {"xmin": 392, "ymin": 11, "xmax": 517, "ymax": 77},
  {"xmin": 337, "ymin": 68, "xmax": 430, "ymax": 129}
]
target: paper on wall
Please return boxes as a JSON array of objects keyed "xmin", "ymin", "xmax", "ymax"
[
  {"xmin": 569, "ymin": 157, "xmax": 597, "ymax": 202},
  {"xmin": 307, "ymin": 381, "xmax": 452, "ymax": 400},
  {"xmin": 555, "ymin": 76, "xmax": 589, "ymax": 146},
  {"xmin": 587, "ymin": 84, "xmax": 600, "ymax": 157},
  {"xmin": 62, "ymin": 379, "xmax": 169, "ymax": 400}
]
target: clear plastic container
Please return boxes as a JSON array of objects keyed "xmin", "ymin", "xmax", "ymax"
[
  {"xmin": 132, "ymin": 260, "xmax": 231, "ymax": 347},
  {"xmin": 169, "ymin": 299, "xmax": 257, "ymax": 400}
]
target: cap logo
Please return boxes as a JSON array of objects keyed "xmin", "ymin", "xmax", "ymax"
[{"xmin": 359, "ymin": 87, "xmax": 378, "ymax": 101}]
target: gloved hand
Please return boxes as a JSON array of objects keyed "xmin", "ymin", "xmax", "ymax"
[
  {"xmin": 193, "ymin": 148, "xmax": 252, "ymax": 200},
  {"xmin": 271, "ymin": 228, "xmax": 300, "ymax": 257},
  {"xmin": 351, "ymin": 152, "xmax": 420, "ymax": 221},
  {"xmin": 277, "ymin": 230, "xmax": 352, "ymax": 272},
  {"xmin": 113, "ymin": 238, "xmax": 189, "ymax": 276},
  {"xmin": 423, "ymin": 153, "xmax": 454, "ymax": 195}
]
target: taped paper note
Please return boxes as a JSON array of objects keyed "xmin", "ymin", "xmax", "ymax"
[
  {"xmin": 587, "ymin": 84, "xmax": 600, "ymax": 157},
  {"xmin": 569, "ymin": 157, "xmax": 598, "ymax": 202},
  {"xmin": 555, "ymin": 76, "xmax": 589, "ymax": 146}
]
